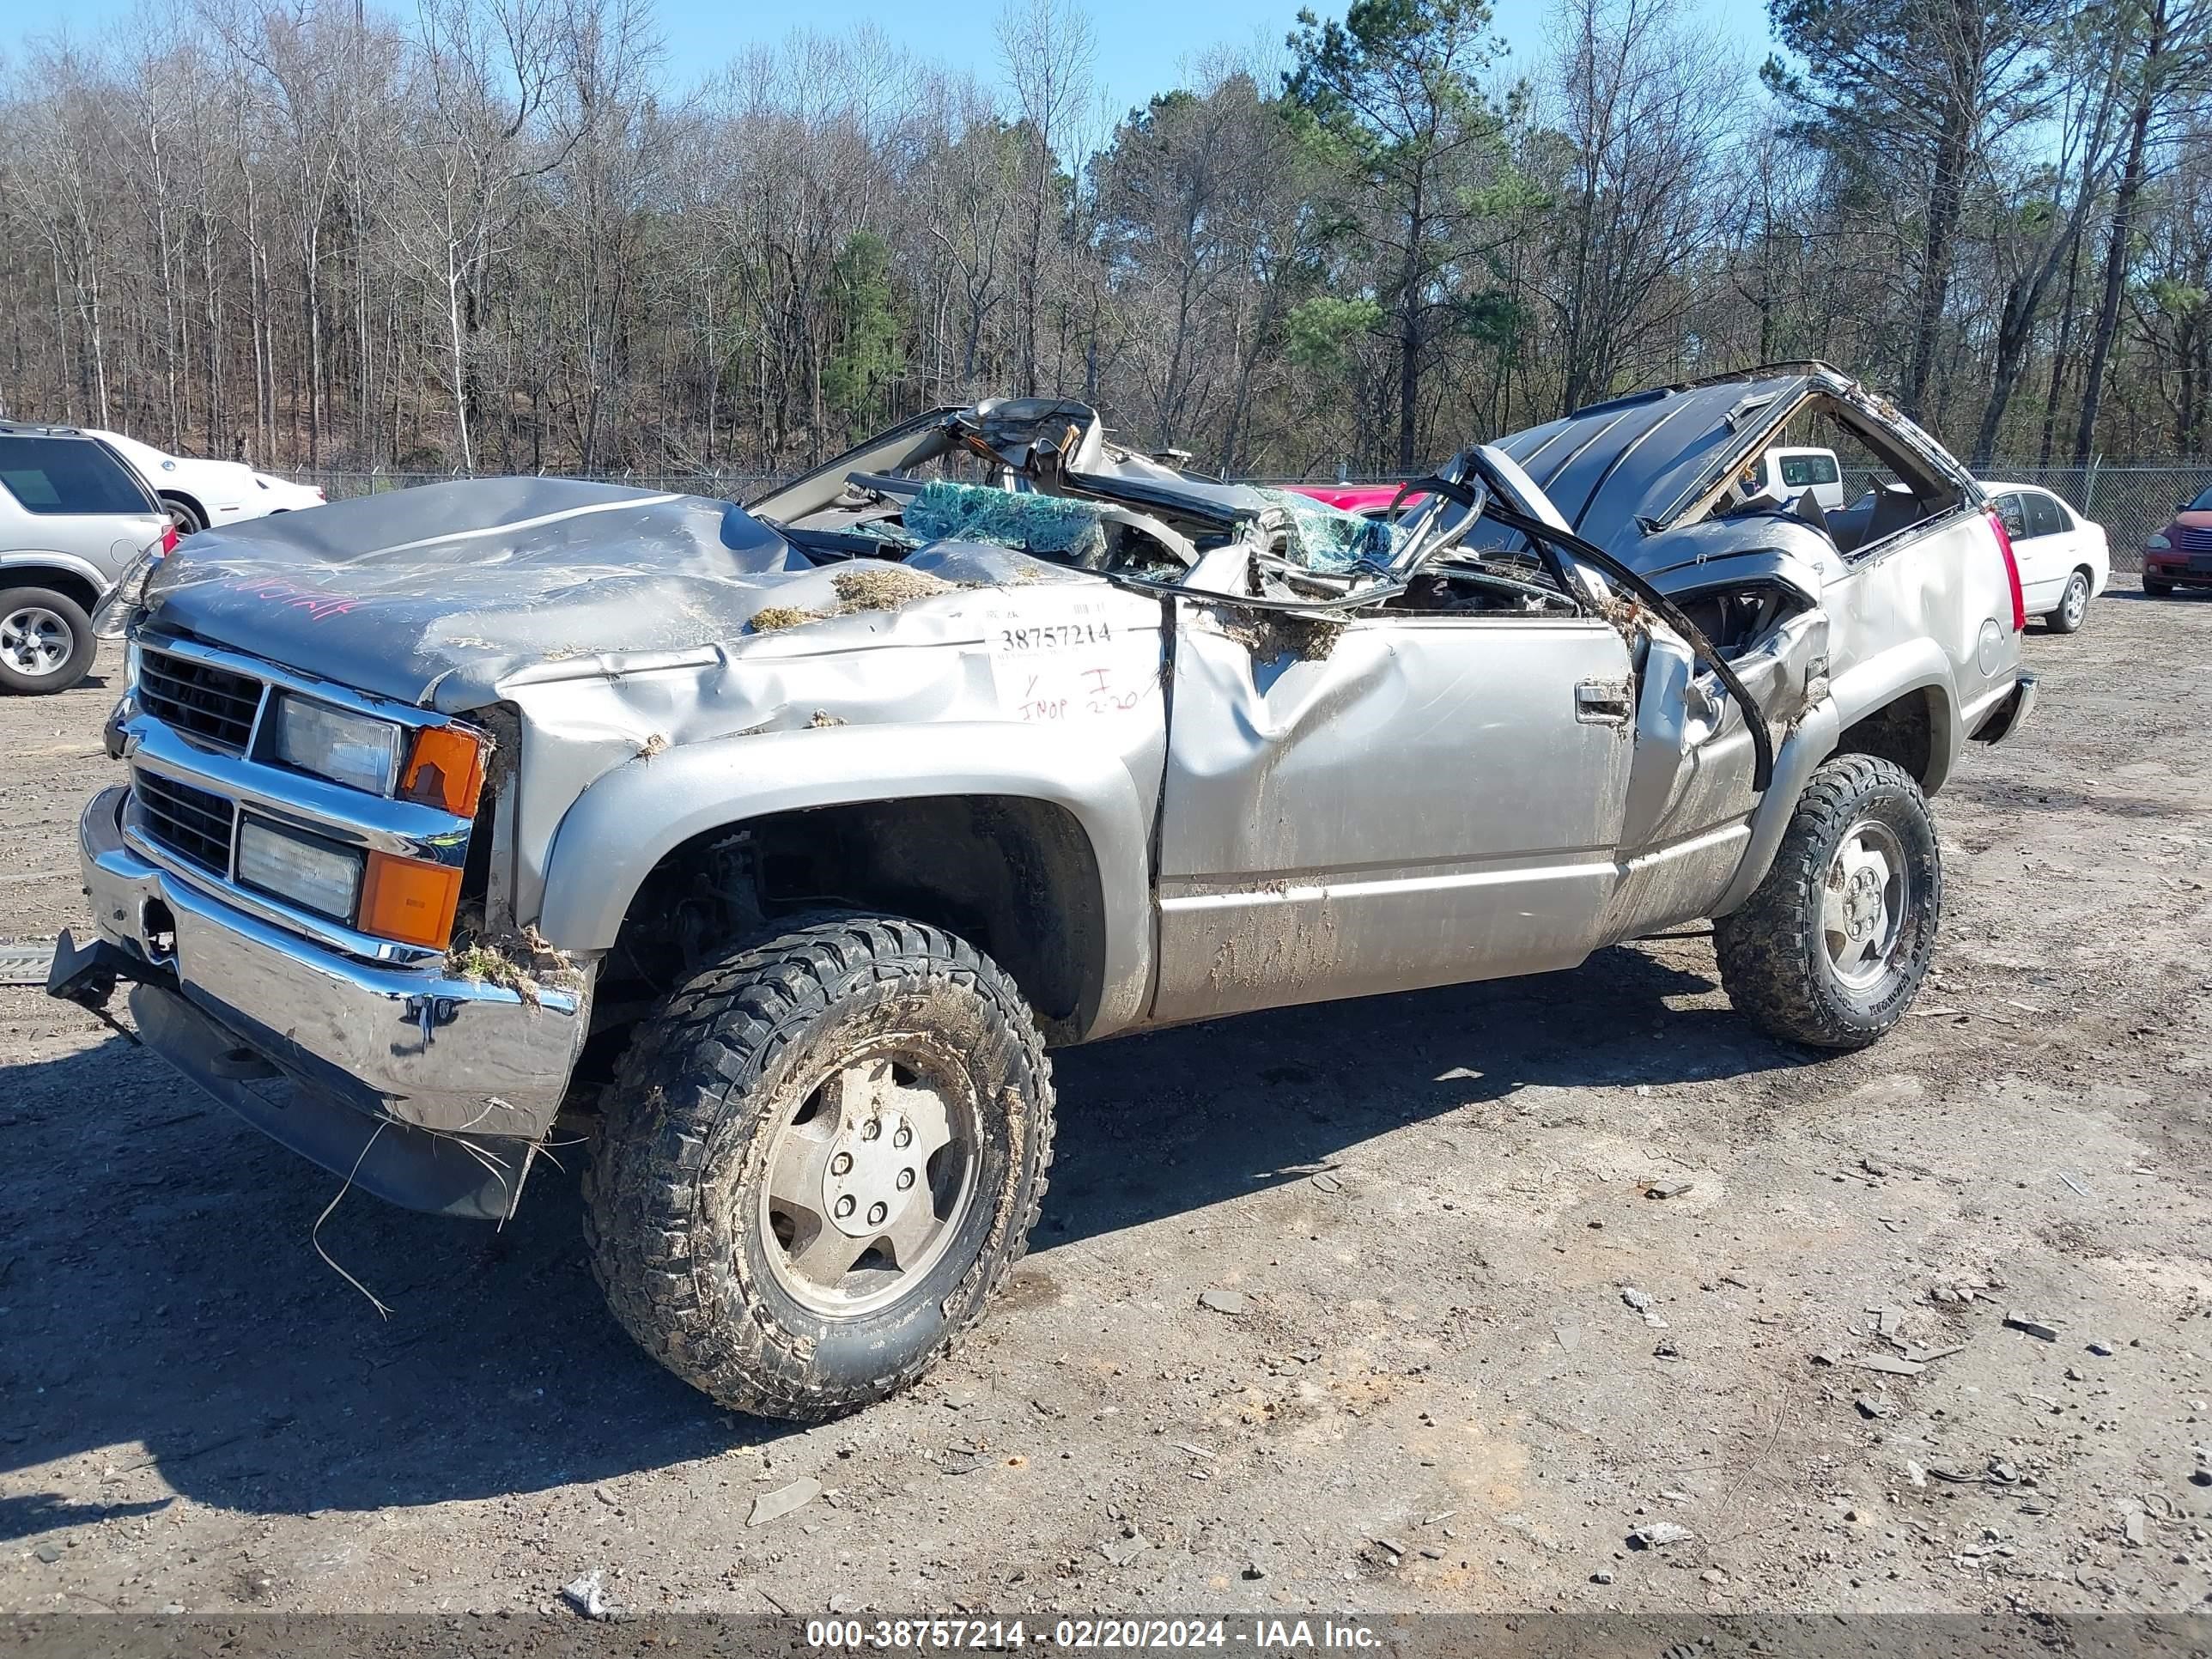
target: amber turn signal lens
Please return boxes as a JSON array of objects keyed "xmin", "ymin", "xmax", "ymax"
[
  {"xmin": 399, "ymin": 725, "xmax": 486, "ymax": 817},
  {"xmin": 359, "ymin": 853, "xmax": 464, "ymax": 949}
]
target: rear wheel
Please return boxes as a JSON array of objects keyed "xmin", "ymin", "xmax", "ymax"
[
  {"xmin": 0, "ymin": 587, "xmax": 95, "ymax": 694},
  {"xmin": 161, "ymin": 494, "xmax": 206, "ymax": 536},
  {"xmin": 2047, "ymin": 569, "xmax": 2090, "ymax": 633},
  {"xmin": 1714, "ymin": 755, "xmax": 1941, "ymax": 1050},
  {"xmin": 584, "ymin": 913, "xmax": 1054, "ymax": 1419}
]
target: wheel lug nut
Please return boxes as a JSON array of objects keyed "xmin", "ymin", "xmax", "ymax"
[
  {"xmin": 862, "ymin": 1119, "xmax": 882, "ymax": 1140},
  {"xmin": 896, "ymin": 1168, "xmax": 915, "ymax": 1190},
  {"xmin": 893, "ymin": 1126, "xmax": 912, "ymax": 1148},
  {"xmin": 834, "ymin": 1195, "xmax": 855, "ymax": 1218},
  {"xmin": 830, "ymin": 1152, "xmax": 853, "ymax": 1176},
  {"xmin": 866, "ymin": 1202, "xmax": 887, "ymax": 1225}
]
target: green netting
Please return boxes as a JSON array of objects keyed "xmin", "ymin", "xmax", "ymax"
[
  {"xmin": 1253, "ymin": 486, "xmax": 1406, "ymax": 573},
  {"xmin": 905, "ymin": 479, "xmax": 1109, "ymax": 565}
]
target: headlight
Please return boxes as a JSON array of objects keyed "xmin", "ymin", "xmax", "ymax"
[
  {"xmin": 272, "ymin": 694, "xmax": 401, "ymax": 793},
  {"xmin": 236, "ymin": 817, "xmax": 364, "ymax": 920},
  {"xmin": 2146, "ymin": 533, "xmax": 2171, "ymax": 550}
]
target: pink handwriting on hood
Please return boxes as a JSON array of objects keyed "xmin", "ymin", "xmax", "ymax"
[{"xmin": 228, "ymin": 577, "xmax": 361, "ymax": 620}]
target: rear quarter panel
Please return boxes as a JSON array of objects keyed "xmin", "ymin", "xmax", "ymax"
[{"xmin": 1823, "ymin": 505, "xmax": 2019, "ymax": 793}]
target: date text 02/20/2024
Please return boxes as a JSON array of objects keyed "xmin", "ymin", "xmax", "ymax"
[{"xmin": 804, "ymin": 1620, "xmax": 1386, "ymax": 1650}]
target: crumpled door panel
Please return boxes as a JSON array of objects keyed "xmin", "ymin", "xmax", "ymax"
[{"xmin": 1151, "ymin": 606, "xmax": 1636, "ymax": 1023}]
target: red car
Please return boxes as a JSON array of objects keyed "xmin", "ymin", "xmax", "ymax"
[
  {"xmin": 2143, "ymin": 483, "xmax": 2212, "ymax": 595},
  {"xmin": 1286, "ymin": 482, "xmax": 1420, "ymax": 515}
]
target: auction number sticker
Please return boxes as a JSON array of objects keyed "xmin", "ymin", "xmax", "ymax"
[{"xmin": 982, "ymin": 597, "xmax": 1159, "ymax": 725}]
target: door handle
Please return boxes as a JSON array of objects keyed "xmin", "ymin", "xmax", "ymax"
[{"xmin": 1575, "ymin": 679, "xmax": 1633, "ymax": 724}]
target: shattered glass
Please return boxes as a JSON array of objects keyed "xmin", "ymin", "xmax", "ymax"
[
  {"xmin": 904, "ymin": 479, "xmax": 1109, "ymax": 566},
  {"xmin": 1251, "ymin": 487, "xmax": 1405, "ymax": 574}
]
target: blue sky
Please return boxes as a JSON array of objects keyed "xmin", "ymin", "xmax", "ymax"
[{"xmin": 5, "ymin": 0, "xmax": 1774, "ymax": 121}]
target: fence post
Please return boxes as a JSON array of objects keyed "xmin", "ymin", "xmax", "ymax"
[{"xmin": 2083, "ymin": 454, "xmax": 2100, "ymax": 520}]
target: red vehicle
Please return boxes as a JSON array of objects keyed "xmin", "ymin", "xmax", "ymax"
[
  {"xmin": 1286, "ymin": 482, "xmax": 1418, "ymax": 515},
  {"xmin": 2143, "ymin": 483, "xmax": 2212, "ymax": 595}
]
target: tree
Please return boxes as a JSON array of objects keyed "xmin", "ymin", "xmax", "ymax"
[
  {"xmin": 823, "ymin": 231, "xmax": 904, "ymax": 440},
  {"xmin": 2069, "ymin": 0, "xmax": 2211, "ymax": 460},
  {"xmin": 1766, "ymin": 0, "xmax": 2057, "ymax": 421},
  {"xmin": 1287, "ymin": 0, "xmax": 1510, "ymax": 471},
  {"xmin": 1545, "ymin": 0, "xmax": 1740, "ymax": 412},
  {"xmin": 1966, "ymin": 6, "xmax": 2129, "ymax": 465},
  {"xmin": 996, "ymin": 0, "xmax": 1093, "ymax": 398}
]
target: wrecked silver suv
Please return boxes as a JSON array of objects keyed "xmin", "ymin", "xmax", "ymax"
[{"xmin": 51, "ymin": 364, "xmax": 2037, "ymax": 1419}]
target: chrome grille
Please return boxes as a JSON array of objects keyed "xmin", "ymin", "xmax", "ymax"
[
  {"xmin": 138, "ymin": 649, "xmax": 264, "ymax": 751},
  {"xmin": 134, "ymin": 772, "xmax": 236, "ymax": 875},
  {"xmin": 2171, "ymin": 524, "xmax": 2212, "ymax": 554}
]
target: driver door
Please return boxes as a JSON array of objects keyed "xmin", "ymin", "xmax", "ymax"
[{"xmin": 1148, "ymin": 598, "xmax": 1636, "ymax": 1023}]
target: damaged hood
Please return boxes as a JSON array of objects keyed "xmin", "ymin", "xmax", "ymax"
[{"xmin": 138, "ymin": 479, "xmax": 841, "ymax": 708}]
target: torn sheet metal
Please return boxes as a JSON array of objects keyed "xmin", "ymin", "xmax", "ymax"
[{"xmin": 1627, "ymin": 513, "xmax": 1844, "ymax": 602}]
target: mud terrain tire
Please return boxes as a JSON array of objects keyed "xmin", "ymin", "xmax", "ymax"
[
  {"xmin": 585, "ymin": 913, "xmax": 1054, "ymax": 1420},
  {"xmin": 1714, "ymin": 755, "xmax": 1940, "ymax": 1051}
]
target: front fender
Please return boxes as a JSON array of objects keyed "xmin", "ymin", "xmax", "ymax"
[
  {"xmin": 536, "ymin": 720, "xmax": 1158, "ymax": 1040},
  {"xmin": 1708, "ymin": 698, "xmax": 1842, "ymax": 919}
]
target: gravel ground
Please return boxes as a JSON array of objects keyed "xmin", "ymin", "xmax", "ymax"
[{"xmin": 2, "ymin": 592, "xmax": 2209, "ymax": 1620}]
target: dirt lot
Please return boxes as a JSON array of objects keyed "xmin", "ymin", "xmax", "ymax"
[{"xmin": 2, "ymin": 592, "xmax": 2209, "ymax": 1620}]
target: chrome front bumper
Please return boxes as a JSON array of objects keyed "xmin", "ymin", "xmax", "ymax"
[{"xmin": 64, "ymin": 785, "xmax": 591, "ymax": 1218}]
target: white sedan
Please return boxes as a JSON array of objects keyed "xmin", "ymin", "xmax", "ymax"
[
  {"xmin": 89, "ymin": 429, "xmax": 325, "ymax": 536},
  {"xmin": 1984, "ymin": 480, "xmax": 2109, "ymax": 634}
]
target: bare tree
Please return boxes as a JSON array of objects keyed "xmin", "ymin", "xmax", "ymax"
[{"xmin": 996, "ymin": 0, "xmax": 1093, "ymax": 398}]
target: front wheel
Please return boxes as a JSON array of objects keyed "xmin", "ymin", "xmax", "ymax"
[
  {"xmin": 584, "ymin": 914, "xmax": 1054, "ymax": 1419},
  {"xmin": 1714, "ymin": 755, "xmax": 1941, "ymax": 1050},
  {"xmin": 2143, "ymin": 574, "xmax": 2174, "ymax": 597},
  {"xmin": 2047, "ymin": 569, "xmax": 2091, "ymax": 633}
]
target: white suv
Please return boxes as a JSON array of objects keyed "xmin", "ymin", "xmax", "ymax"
[{"xmin": 0, "ymin": 424, "xmax": 173, "ymax": 693}]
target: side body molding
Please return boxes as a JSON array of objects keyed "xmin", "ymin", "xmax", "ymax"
[{"xmin": 535, "ymin": 721, "xmax": 1158, "ymax": 1041}]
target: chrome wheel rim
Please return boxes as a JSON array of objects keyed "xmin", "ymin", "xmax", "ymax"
[
  {"xmin": 1821, "ymin": 818, "xmax": 1909, "ymax": 992},
  {"xmin": 167, "ymin": 503, "xmax": 197, "ymax": 536},
  {"xmin": 757, "ymin": 1034, "xmax": 981, "ymax": 1318},
  {"xmin": 1, "ymin": 606, "xmax": 73, "ymax": 678},
  {"xmin": 2063, "ymin": 575, "xmax": 2087, "ymax": 628}
]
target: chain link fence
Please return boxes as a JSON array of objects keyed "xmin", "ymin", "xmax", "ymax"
[{"xmin": 285, "ymin": 460, "xmax": 2210, "ymax": 577}]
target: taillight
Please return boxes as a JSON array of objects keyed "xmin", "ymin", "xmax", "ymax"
[
  {"xmin": 158, "ymin": 522, "xmax": 179, "ymax": 556},
  {"xmin": 1986, "ymin": 509, "xmax": 2026, "ymax": 633}
]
